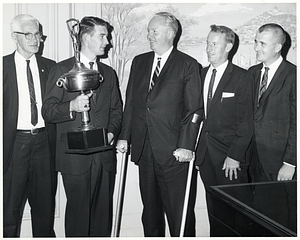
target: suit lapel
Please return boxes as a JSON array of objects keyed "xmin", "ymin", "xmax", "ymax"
[
  {"xmin": 36, "ymin": 54, "xmax": 47, "ymax": 100},
  {"xmin": 259, "ymin": 60, "xmax": 287, "ymax": 106},
  {"xmin": 149, "ymin": 49, "xmax": 176, "ymax": 91},
  {"xmin": 207, "ymin": 62, "xmax": 232, "ymax": 114},
  {"xmin": 253, "ymin": 64, "xmax": 263, "ymax": 110}
]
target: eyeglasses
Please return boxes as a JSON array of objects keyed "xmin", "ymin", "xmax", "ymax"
[{"xmin": 14, "ymin": 31, "xmax": 43, "ymax": 40}]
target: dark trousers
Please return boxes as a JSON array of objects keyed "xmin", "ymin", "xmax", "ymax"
[
  {"xmin": 198, "ymin": 150, "xmax": 249, "ymax": 236},
  {"xmin": 3, "ymin": 131, "xmax": 55, "ymax": 237},
  {"xmin": 61, "ymin": 158, "xmax": 115, "ymax": 237},
  {"xmin": 249, "ymin": 141, "xmax": 280, "ymax": 182},
  {"xmin": 138, "ymin": 138, "xmax": 197, "ymax": 237}
]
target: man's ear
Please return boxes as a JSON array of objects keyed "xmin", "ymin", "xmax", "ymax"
[
  {"xmin": 226, "ymin": 42, "xmax": 233, "ymax": 53},
  {"xmin": 11, "ymin": 32, "xmax": 18, "ymax": 44},
  {"xmin": 275, "ymin": 43, "xmax": 283, "ymax": 53}
]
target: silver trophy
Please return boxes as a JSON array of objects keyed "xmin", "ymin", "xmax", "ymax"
[{"xmin": 56, "ymin": 18, "xmax": 112, "ymax": 154}]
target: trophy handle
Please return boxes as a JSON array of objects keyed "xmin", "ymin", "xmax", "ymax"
[{"xmin": 56, "ymin": 77, "xmax": 65, "ymax": 88}]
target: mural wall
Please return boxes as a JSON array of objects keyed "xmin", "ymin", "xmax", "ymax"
[
  {"xmin": 3, "ymin": 3, "xmax": 297, "ymax": 100},
  {"xmin": 98, "ymin": 3, "xmax": 297, "ymax": 98}
]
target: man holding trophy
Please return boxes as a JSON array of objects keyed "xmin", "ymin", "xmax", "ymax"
[{"xmin": 42, "ymin": 16, "xmax": 123, "ymax": 237}]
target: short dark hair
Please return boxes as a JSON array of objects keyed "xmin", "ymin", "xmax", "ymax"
[
  {"xmin": 258, "ymin": 23, "xmax": 286, "ymax": 45},
  {"xmin": 210, "ymin": 24, "xmax": 235, "ymax": 45},
  {"xmin": 79, "ymin": 16, "xmax": 112, "ymax": 42}
]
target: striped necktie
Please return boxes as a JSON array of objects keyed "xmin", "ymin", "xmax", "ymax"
[
  {"xmin": 150, "ymin": 57, "xmax": 161, "ymax": 91},
  {"xmin": 258, "ymin": 67, "xmax": 269, "ymax": 104}
]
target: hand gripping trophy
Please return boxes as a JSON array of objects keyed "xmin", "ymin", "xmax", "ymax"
[{"xmin": 56, "ymin": 18, "xmax": 112, "ymax": 154}]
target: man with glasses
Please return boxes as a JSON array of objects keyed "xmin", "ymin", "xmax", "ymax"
[{"xmin": 3, "ymin": 14, "xmax": 56, "ymax": 237}]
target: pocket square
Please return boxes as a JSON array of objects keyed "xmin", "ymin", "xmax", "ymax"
[{"xmin": 222, "ymin": 92, "xmax": 235, "ymax": 98}]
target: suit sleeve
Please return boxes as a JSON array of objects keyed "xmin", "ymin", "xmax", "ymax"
[
  {"xmin": 118, "ymin": 57, "xmax": 136, "ymax": 142},
  {"xmin": 42, "ymin": 64, "xmax": 74, "ymax": 123},
  {"xmin": 283, "ymin": 67, "xmax": 296, "ymax": 166},
  {"xmin": 227, "ymin": 71, "xmax": 254, "ymax": 162},
  {"xmin": 106, "ymin": 69, "xmax": 123, "ymax": 139},
  {"xmin": 177, "ymin": 59, "xmax": 204, "ymax": 151}
]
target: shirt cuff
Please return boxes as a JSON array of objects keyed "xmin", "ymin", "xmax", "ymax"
[{"xmin": 283, "ymin": 162, "xmax": 296, "ymax": 168}]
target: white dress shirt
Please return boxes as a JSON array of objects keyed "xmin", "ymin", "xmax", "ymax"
[
  {"xmin": 15, "ymin": 51, "xmax": 44, "ymax": 129},
  {"xmin": 149, "ymin": 46, "xmax": 173, "ymax": 90},
  {"xmin": 203, "ymin": 60, "xmax": 228, "ymax": 117},
  {"xmin": 260, "ymin": 55, "xmax": 283, "ymax": 88}
]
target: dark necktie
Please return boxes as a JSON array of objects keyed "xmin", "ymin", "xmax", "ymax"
[
  {"xmin": 207, "ymin": 68, "xmax": 217, "ymax": 112},
  {"xmin": 258, "ymin": 67, "xmax": 269, "ymax": 103},
  {"xmin": 89, "ymin": 61, "xmax": 94, "ymax": 70},
  {"xmin": 26, "ymin": 60, "xmax": 38, "ymax": 126},
  {"xmin": 150, "ymin": 57, "xmax": 161, "ymax": 91},
  {"xmin": 89, "ymin": 61, "xmax": 97, "ymax": 103}
]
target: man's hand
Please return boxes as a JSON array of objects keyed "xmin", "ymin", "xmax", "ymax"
[
  {"xmin": 107, "ymin": 133, "xmax": 114, "ymax": 145},
  {"xmin": 277, "ymin": 164, "xmax": 295, "ymax": 181},
  {"xmin": 70, "ymin": 92, "xmax": 93, "ymax": 112},
  {"xmin": 173, "ymin": 148, "xmax": 194, "ymax": 162},
  {"xmin": 116, "ymin": 140, "xmax": 128, "ymax": 153},
  {"xmin": 222, "ymin": 157, "xmax": 241, "ymax": 180}
]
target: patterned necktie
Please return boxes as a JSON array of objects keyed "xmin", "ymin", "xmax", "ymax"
[
  {"xmin": 26, "ymin": 60, "xmax": 38, "ymax": 126},
  {"xmin": 207, "ymin": 68, "xmax": 217, "ymax": 112},
  {"xmin": 258, "ymin": 67, "xmax": 269, "ymax": 103},
  {"xmin": 150, "ymin": 57, "xmax": 161, "ymax": 91}
]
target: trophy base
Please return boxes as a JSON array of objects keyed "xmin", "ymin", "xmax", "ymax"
[{"xmin": 65, "ymin": 127, "xmax": 113, "ymax": 154}]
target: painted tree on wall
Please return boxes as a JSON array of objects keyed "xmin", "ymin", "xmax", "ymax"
[{"xmin": 102, "ymin": 3, "xmax": 145, "ymax": 87}]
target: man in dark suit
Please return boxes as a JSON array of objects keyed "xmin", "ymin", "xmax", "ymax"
[
  {"xmin": 248, "ymin": 23, "xmax": 296, "ymax": 182},
  {"xmin": 194, "ymin": 25, "xmax": 254, "ymax": 236},
  {"xmin": 116, "ymin": 12, "xmax": 203, "ymax": 237},
  {"xmin": 42, "ymin": 16, "xmax": 122, "ymax": 237},
  {"xmin": 3, "ymin": 14, "xmax": 56, "ymax": 237}
]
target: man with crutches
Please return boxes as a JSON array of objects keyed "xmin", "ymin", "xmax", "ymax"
[{"xmin": 116, "ymin": 12, "xmax": 203, "ymax": 237}]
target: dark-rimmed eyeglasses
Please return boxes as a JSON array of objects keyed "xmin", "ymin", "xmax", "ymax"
[{"xmin": 14, "ymin": 31, "xmax": 43, "ymax": 40}]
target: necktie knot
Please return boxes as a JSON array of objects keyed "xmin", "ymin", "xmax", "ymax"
[{"xmin": 89, "ymin": 61, "xmax": 94, "ymax": 70}]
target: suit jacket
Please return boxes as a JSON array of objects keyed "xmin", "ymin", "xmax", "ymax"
[
  {"xmin": 3, "ymin": 52, "xmax": 56, "ymax": 174},
  {"xmin": 195, "ymin": 61, "xmax": 254, "ymax": 167},
  {"xmin": 119, "ymin": 48, "xmax": 203, "ymax": 165},
  {"xmin": 42, "ymin": 57, "xmax": 123, "ymax": 175},
  {"xmin": 248, "ymin": 60, "xmax": 296, "ymax": 174}
]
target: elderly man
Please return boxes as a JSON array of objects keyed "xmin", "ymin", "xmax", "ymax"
[
  {"xmin": 3, "ymin": 14, "xmax": 56, "ymax": 237},
  {"xmin": 117, "ymin": 12, "xmax": 203, "ymax": 237}
]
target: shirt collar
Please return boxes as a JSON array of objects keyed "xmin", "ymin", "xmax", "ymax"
[
  {"xmin": 15, "ymin": 50, "xmax": 36, "ymax": 63},
  {"xmin": 80, "ymin": 53, "xmax": 96, "ymax": 68},
  {"xmin": 155, "ymin": 46, "xmax": 173, "ymax": 61},
  {"xmin": 262, "ymin": 56, "xmax": 283, "ymax": 72},
  {"xmin": 209, "ymin": 60, "xmax": 228, "ymax": 75}
]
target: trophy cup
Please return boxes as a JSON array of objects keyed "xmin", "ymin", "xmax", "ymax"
[{"xmin": 56, "ymin": 18, "xmax": 112, "ymax": 154}]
